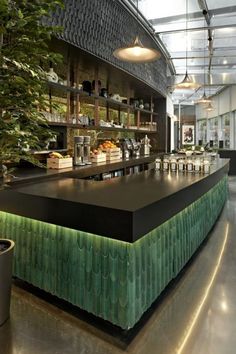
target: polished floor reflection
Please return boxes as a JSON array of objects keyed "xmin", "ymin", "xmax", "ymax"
[{"xmin": 1, "ymin": 177, "xmax": 236, "ymax": 354}]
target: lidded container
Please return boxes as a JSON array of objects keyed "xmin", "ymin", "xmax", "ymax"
[
  {"xmin": 178, "ymin": 158, "xmax": 185, "ymax": 172},
  {"xmin": 162, "ymin": 156, "xmax": 169, "ymax": 171},
  {"xmin": 186, "ymin": 159, "xmax": 194, "ymax": 172},
  {"xmin": 155, "ymin": 158, "xmax": 162, "ymax": 170},
  {"xmin": 170, "ymin": 158, "xmax": 177, "ymax": 171},
  {"xmin": 202, "ymin": 159, "xmax": 210, "ymax": 173},
  {"xmin": 194, "ymin": 159, "xmax": 201, "ymax": 172}
]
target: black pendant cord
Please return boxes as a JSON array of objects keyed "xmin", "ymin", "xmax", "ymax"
[
  {"xmin": 185, "ymin": 0, "xmax": 188, "ymax": 75},
  {"xmin": 203, "ymin": 21, "xmax": 206, "ymax": 95},
  {"xmin": 136, "ymin": 0, "xmax": 139, "ymax": 40}
]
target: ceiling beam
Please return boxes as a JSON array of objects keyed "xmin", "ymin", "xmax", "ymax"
[
  {"xmin": 156, "ymin": 23, "xmax": 236, "ymax": 35},
  {"xmin": 150, "ymin": 6, "xmax": 236, "ymax": 26}
]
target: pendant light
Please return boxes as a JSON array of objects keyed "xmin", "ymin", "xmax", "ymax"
[
  {"xmin": 198, "ymin": 91, "xmax": 211, "ymax": 104},
  {"xmin": 206, "ymin": 102, "xmax": 214, "ymax": 111},
  {"xmin": 175, "ymin": 0, "xmax": 200, "ymax": 89},
  {"xmin": 113, "ymin": 1, "xmax": 160, "ymax": 63},
  {"xmin": 198, "ymin": 22, "xmax": 211, "ymax": 103}
]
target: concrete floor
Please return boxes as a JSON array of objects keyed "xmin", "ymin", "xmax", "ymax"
[{"xmin": 1, "ymin": 177, "xmax": 236, "ymax": 354}]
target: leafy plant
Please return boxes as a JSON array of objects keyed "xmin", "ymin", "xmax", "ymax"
[{"xmin": 0, "ymin": 0, "xmax": 63, "ymax": 178}]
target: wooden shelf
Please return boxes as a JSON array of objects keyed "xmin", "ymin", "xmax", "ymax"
[
  {"xmin": 47, "ymin": 82, "xmax": 158, "ymax": 115},
  {"xmin": 48, "ymin": 122, "xmax": 157, "ymax": 134},
  {"xmin": 137, "ymin": 108, "xmax": 158, "ymax": 116}
]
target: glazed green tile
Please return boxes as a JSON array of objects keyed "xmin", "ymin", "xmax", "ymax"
[{"xmin": 0, "ymin": 176, "xmax": 228, "ymax": 329}]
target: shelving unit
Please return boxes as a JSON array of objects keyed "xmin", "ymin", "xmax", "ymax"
[
  {"xmin": 43, "ymin": 41, "xmax": 167, "ymax": 152},
  {"xmin": 47, "ymin": 81, "xmax": 159, "ymax": 132},
  {"xmin": 47, "ymin": 121, "xmax": 157, "ymax": 134}
]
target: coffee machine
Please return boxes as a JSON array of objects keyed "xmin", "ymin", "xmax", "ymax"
[
  {"xmin": 83, "ymin": 136, "xmax": 92, "ymax": 165},
  {"xmin": 74, "ymin": 136, "xmax": 92, "ymax": 166},
  {"xmin": 140, "ymin": 135, "xmax": 151, "ymax": 156},
  {"xmin": 121, "ymin": 138, "xmax": 132, "ymax": 159},
  {"xmin": 130, "ymin": 139, "xmax": 141, "ymax": 158},
  {"xmin": 74, "ymin": 136, "xmax": 85, "ymax": 166}
]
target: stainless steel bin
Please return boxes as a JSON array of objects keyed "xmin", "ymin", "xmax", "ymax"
[{"xmin": 0, "ymin": 239, "xmax": 14, "ymax": 326}]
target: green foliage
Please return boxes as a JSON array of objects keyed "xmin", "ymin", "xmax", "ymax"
[{"xmin": 0, "ymin": 0, "xmax": 63, "ymax": 170}]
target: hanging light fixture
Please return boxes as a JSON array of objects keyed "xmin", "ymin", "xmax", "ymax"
[
  {"xmin": 206, "ymin": 102, "xmax": 214, "ymax": 111},
  {"xmin": 198, "ymin": 91, "xmax": 211, "ymax": 104},
  {"xmin": 175, "ymin": 0, "xmax": 200, "ymax": 89},
  {"xmin": 198, "ymin": 21, "xmax": 211, "ymax": 103},
  {"xmin": 113, "ymin": 1, "xmax": 160, "ymax": 63}
]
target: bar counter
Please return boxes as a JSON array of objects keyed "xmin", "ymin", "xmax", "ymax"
[{"xmin": 0, "ymin": 158, "xmax": 229, "ymax": 329}]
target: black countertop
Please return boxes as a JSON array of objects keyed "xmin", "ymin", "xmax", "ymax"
[
  {"xmin": 9, "ymin": 154, "xmax": 160, "ymax": 185},
  {"xmin": 0, "ymin": 159, "xmax": 229, "ymax": 242}
]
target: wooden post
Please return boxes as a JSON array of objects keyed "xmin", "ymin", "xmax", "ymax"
[
  {"xmin": 94, "ymin": 65, "xmax": 99, "ymax": 126},
  {"xmin": 66, "ymin": 51, "xmax": 71, "ymax": 123},
  {"xmin": 75, "ymin": 59, "xmax": 80, "ymax": 122}
]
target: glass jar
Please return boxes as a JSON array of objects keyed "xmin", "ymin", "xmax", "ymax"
[
  {"xmin": 155, "ymin": 158, "xmax": 162, "ymax": 170},
  {"xmin": 194, "ymin": 159, "xmax": 201, "ymax": 172},
  {"xmin": 202, "ymin": 160, "xmax": 210, "ymax": 174},
  {"xmin": 163, "ymin": 158, "xmax": 169, "ymax": 171},
  {"xmin": 178, "ymin": 159, "xmax": 185, "ymax": 172},
  {"xmin": 186, "ymin": 159, "xmax": 194, "ymax": 172},
  {"xmin": 170, "ymin": 158, "xmax": 177, "ymax": 171}
]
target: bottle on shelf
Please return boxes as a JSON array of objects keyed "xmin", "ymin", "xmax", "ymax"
[
  {"xmin": 46, "ymin": 68, "xmax": 58, "ymax": 83},
  {"xmin": 140, "ymin": 135, "xmax": 151, "ymax": 155}
]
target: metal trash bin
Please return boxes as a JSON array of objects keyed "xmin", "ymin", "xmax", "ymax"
[{"xmin": 0, "ymin": 239, "xmax": 15, "ymax": 326}]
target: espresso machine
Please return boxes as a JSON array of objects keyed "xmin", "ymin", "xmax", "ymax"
[
  {"xmin": 140, "ymin": 135, "xmax": 151, "ymax": 155},
  {"xmin": 130, "ymin": 139, "xmax": 141, "ymax": 158},
  {"xmin": 121, "ymin": 138, "xmax": 132, "ymax": 159},
  {"xmin": 83, "ymin": 136, "xmax": 92, "ymax": 165},
  {"xmin": 74, "ymin": 136, "xmax": 92, "ymax": 166},
  {"xmin": 74, "ymin": 136, "xmax": 85, "ymax": 166}
]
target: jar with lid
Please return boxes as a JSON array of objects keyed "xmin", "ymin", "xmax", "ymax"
[
  {"xmin": 202, "ymin": 160, "xmax": 210, "ymax": 173},
  {"xmin": 163, "ymin": 157, "xmax": 169, "ymax": 171},
  {"xmin": 194, "ymin": 159, "xmax": 201, "ymax": 172},
  {"xmin": 155, "ymin": 158, "xmax": 162, "ymax": 171},
  {"xmin": 170, "ymin": 158, "xmax": 177, "ymax": 171},
  {"xmin": 178, "ymin": 158, "xmax": 185, "ymax": 172},
  {"xmin": 186, "ymin": 159, "xmax": 194, "ymax": 172}
]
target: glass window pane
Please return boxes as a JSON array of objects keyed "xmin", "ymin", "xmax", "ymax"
[
  {"xmin": 197, "ymin": 119, "xmax": 207, "ymax": 145},
  {"xmin": 222, "ymin": 113, "xmax": 230, "ymax": 148},
  {"xmin": 209, "ymin": 117, "xmax": 218, "ymax": 147}
]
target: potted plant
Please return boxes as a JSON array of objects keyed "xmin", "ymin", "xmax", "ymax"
[{"xmin": 0, "ymin": 0, "xmax": 63, "ymax": 187}]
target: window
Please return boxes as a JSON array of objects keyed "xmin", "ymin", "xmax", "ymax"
[
  {"xmin": 222, "ymin": 113, "xmax": 230, "ymax": 148},
  {"xmin": 209, "ymin": 117, "xmax": 218, "ymax": 147},
  {"xmin": 197, "ymin": 120, "xmax": 207, "ymax": 145}
]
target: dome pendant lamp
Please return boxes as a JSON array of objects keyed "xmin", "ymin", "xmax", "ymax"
[
  {"xmin": 175, "ymin": 0, "xmax": 200, "ymax": 89},
  {"xmin": 206, "ymin": 102, "xmax": 214, "ymax": 111},
  {"xmin": 176, "ymin": 71, "xmax": 200, "ymax": 89},
  {"xmin": 198, "ymin": 92, "xmax": 211, "ymax": 104},
  {"xmin": 113, "ymin": 1, "xmax": 160, "ymax": 63}
]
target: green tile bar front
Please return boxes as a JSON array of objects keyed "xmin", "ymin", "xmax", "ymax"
[{"xmin": 0, "ymin": 176, "xmax": 228, "ymax": 329}]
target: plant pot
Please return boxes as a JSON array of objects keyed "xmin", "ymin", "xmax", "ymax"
[{"xmin": 0, "ymin": 239, "xmax": 15, "ymax": 326}]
